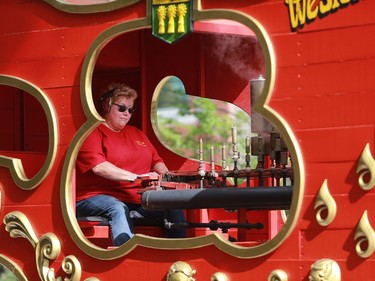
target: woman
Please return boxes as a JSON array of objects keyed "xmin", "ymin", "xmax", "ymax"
[{"xmin": 75, "ymin": 82, "xmax": 186, "ymax": 246}]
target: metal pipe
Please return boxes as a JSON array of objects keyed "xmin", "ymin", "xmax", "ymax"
[
  {"xmin": 164, "ymin": 220, "xmax": 264, "ymax": 233},
  {"xmin": 163, "ymin": 167, "xmax": 294, "ymax": 181},
  {"xmin": 142, "ymin": 186, "xmax": 293, "ymax": 210}
]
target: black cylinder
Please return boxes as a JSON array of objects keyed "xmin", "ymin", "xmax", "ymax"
[{"xmin": 141, "ymin": 186, "xmax": 293, "ymax": 210}]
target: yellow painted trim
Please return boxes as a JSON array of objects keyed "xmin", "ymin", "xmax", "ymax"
[
  {"xmin": 0, "ymin": 75, "xmax": 58, "ymax": 190},
  {"xmin": 43, "ymin": 0, "xmax": 142, "ymax": 14}
]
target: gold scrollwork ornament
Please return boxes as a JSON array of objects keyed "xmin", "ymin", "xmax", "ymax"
[
  {"xmin": 167, "ymin": 261, "xmax": 196, "ymax": 281},
  {"xmin": 309, "ymin": 259, "xmax": 341, "ymax": 281},
  {"xmin": 268, "ymin": 269, "xmax": 288, "ymax": 281},
  {"xmin": 211, "ymin": 272, "xmax": 228, "ymax": 281},
  {"xmin": 314, "ymin": 179, "xmax": 337, "ymax": 226},
  {"xmin": 356, "ymin": 143, "xmax": 375, "ymax": 191},
  {"xmin": 355, "ymin": 210, "xmax": 375, "ymax": 258},
  {"xmin": 4, "ymin": 211, "xmax": 99, "ymax": 281}
]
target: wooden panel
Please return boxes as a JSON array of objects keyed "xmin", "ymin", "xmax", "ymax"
[
  {"xmin": 143, "ymin": 31, "xmax": 202, "ymax": 96},
  {"xmin": 300, "ymin": 193, "xmax": 375, "ymax": 229},
  {"xmin": 95, "ymin": 30, "xmax": 141, "ymax": 71},
  {"xmin": 0, "ymin": 57, "xmax": 83, "ymax": 88},
  {"xmin": 296, "ymin": 126, "xmax": 374, "ymax": 162},
  {"xmin": 0, "ymin": 0, "xmax": 145, "ymax": 34},
  {"xmin": 301, "ymin": 161, "xmax": 366, "ymax": 196},
  {"xmin": 23, "ymin": 93, "xmax": 49, "ymax": 152},
  {"xmin": 0, "ymin": 86, "xmax": 19, "ymax": 150}
]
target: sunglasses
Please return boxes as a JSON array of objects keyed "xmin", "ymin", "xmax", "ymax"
[{"xmin": 112, "ymin": 102, "xmax": 136, "ymax": 114}]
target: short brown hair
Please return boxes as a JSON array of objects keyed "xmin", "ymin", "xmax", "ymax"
[{"xmin": 99, "ymin": 83, "xmax": 138, "ymax": 115}]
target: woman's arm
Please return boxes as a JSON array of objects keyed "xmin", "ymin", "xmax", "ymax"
[
  {"xmin": 92, "ymin": 161, "xmax": 168, "ymax": 182},
  {"xmin": 92, "ymin": 161, "xmax": 138, "ymax": 182},
  {"xmin": 151, "ymin": 162, "xmax": 169, "ymax": 174}
]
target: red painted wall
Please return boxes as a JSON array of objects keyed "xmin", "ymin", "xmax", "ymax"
[{"xmin": 0, "ymin": 0, "xmax": 374, "ymax": 280}]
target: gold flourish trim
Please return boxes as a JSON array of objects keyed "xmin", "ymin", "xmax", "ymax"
[
  {"xmin": 268, "ymin": 269, "xmax": 288, "ymax": 281},
  {"xmin": 309, "ymin": 259, "xmax": 341, "ymax": 281},
  {"xmin": 36, "ymin": 233, "xmax": 62, "ymax": 280},
  {"xmin": 4, "ymin": 211, "xmax": 38, "ymax": 247},
  {"xmin": 3, "ymin": 211, "xmax": 99, "ymax": 281},
  {"xmin": 314, "ymin": 179, "xmax": 337, "ymax": 226},
  {"xmin": 211, "ymin": 272, "xmax": 228, "ymax": 281},
  {"xmin": 355, "ymin": 210, "xmax": 375, "ymax": 258},
  {"xmin": 356, "ymin": 143, "xmax": 375, "ymax": 191},
  {"xmin": 0, "ymin": 75, "xmax": 58, "ymax": 190},
  {"xmin": 167, "ymin": 261, "xmax": 196, "ymax": 281}
]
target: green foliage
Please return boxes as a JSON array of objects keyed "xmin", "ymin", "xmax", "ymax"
[
  {"xmin": 0, "ymin": 265, "xmax": 18, "ymax": 281},
  {"xmin": 156, "ymin": 77, "xmax": 257, "ymax": 168}
]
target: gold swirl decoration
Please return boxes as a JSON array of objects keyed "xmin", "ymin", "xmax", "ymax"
[
  {"xmin": 356, "ymin": 143, "xmax": 375, "ymax": 191},
  {"xmin": 268, "ymin": 269, "xmax": 288, "ymax": 281},
  {"xmin": 211, "ymin": 272, "xmax": 228, "ymax": 281},
  {"xmin": 167, "ymin": 261, "xmax": 196, "ymax": 281},
  {"xmin": 166, "ymin": 262, "xmax": 229, "ymax": 281},
  {"xmin": 3, "ymin": 211, "xmax": 99, "ymax": 281},
  {"xmin": 354, "ymin": 210, "xmax": 375, "ymax": 258},
  {"xmin": 309, "ymin": 259, "xmax": 341, "ymax": 281},
  {"xmin": 4, "ymin": 211, "xmax": 38, "ymax": 246},
  {"xmin": 314, "ymin": 179, "xmax": 337, "ymax": 226}
]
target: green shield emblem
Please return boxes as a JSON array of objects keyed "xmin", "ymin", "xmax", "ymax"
[{"xmin": 152, "ymin": 0, "xmax": 192, "ymax": 44}]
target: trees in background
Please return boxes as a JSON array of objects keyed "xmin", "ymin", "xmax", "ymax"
[{"xmin": 156, "ymin": 77, "xmax": 256, "ymax": 168}]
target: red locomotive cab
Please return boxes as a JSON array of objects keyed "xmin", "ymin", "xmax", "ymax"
[
  {"xmin": 0, "ymin": 0, "xmax": 374, "ymax": 280},
  {"xmin": 56, "ymin": 9, "xmax": 301, "ymax": 257}
]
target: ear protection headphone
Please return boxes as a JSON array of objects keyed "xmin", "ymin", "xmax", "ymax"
[{"xmin": 99, "ymin": 88, "xmax": 116, "ymax": 113}]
